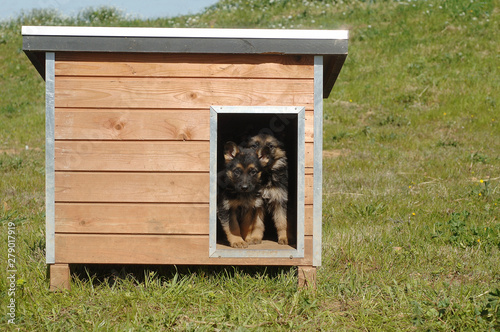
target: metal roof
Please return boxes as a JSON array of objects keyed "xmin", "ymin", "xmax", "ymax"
[{"xmin": 22, "ymin": 26, "xmax": 348, "ymax": 98}]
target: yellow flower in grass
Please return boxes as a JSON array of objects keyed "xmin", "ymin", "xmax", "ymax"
[{"xmin": 480, "ymin": 179, "xmax": 484, "ymax": 183}]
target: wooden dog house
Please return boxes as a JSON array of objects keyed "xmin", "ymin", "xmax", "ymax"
[{"xmin": 22, "ymin": 26, "xmax": 348, "ymax": 290}]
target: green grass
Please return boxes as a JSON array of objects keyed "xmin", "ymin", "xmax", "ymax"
[{"xmin": 1, "ymin": 0, "xmax": 499, "ymax": 330}]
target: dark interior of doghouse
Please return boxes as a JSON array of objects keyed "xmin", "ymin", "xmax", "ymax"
[{"xmin": 216, "ymin": 112, "xmax": 298, "ymax": 248}]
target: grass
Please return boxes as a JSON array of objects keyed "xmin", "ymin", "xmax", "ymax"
[{"xmin": 1, "ymin": 0, "xmax": 499, "ymax": 330}]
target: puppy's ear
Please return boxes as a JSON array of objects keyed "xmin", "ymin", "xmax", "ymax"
[
  {"xmin": 224, "ymin": 141, "xmax": 239, "ymax": 162},
  {"xmin": 257, "ymin": 146, "xmax": 271, "ymax": 167}
]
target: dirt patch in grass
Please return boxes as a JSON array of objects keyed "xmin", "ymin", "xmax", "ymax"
[{"xmin": 323, "ymin": 149, "xmax": 350, "ymax": 159}]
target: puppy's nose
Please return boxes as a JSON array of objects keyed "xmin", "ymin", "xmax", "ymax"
[{"xmin": 241, "ymin": 184, "xmax": 249, "ymax": 191}]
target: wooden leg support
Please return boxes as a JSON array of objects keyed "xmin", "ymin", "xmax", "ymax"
[
  {"xmin": 50, "ymin": 264, "xmax": 70, "ymax": 291},
  {"xmin": 298, "ymin": 266, "xmax": 316, "ymax": 289}
]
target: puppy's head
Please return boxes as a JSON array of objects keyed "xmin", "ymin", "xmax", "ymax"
[
  {"xmin": 244, "ymin": 134, "xmax": 286, "ymax": 167},
  {"xmin": 223, "ymin": 141, "xmax": 268, "ymax": 193}
]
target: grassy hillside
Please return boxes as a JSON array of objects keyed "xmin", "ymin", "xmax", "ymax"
[{"xmin": 1, "ymin": 0, "xmax": 499, "ymax": 330}]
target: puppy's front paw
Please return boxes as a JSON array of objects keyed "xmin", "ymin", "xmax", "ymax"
[
  {"xmin": 278, "ymin": 236, "xmax": 288, "ymax": 245},
  {"xmin": 246, "ymin": 238, "xmax": 262, "ymax": 245},
  {"xmin": 230, "ymin": 240, "xmax": 248, "ymax": 248}
]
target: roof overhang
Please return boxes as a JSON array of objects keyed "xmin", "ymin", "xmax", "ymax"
[{"xmin": 22, "ymin": 26, "xmax": 348, "ymax": 98}]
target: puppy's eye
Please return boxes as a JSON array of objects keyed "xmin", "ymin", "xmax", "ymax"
[
  {"xmin": 251, "ymin": 143, "xmax": 259, "ymax": 149},
  {"xmin": 233, "ymin": 168, "xmax": 242, "ymax": 177},
  {"xmin": 266, "ymin": 143, "xmax": 274, "ymax": 149},
  {"xmin": 249, "ymin": 169, "xmax": 258, "ymax": 176}
]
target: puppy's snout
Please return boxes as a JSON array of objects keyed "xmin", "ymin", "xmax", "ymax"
[{"xmin": 241, "ymin": 184, "xmax": 249, "ymax": 191}]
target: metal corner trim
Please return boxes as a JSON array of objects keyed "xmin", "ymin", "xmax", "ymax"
[
  {"xmin": 45, "ymin": 52, "xmax": 55, "ymax": 265},
  {"xmin": 313, "ymin": 56, "xmax": 324, "ymax": 267}
]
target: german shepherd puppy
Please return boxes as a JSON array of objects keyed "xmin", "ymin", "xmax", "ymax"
[
  {"xmin": 217, "ymin": 142, "xmax": 270, "ymax": 248},
  {"xmin": 244, "ymin": 133, "xmax": 290, "ymax": 245}
]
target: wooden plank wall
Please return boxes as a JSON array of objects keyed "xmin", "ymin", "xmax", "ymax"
[{"xmin": 53, "ymin": 53, "xmax": 315, "ymax": 266}]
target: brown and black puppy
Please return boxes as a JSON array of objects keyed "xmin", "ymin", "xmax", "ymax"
[
  {"xmin": 217, "ymin": 142, "xmax": 270, "ymax": 248},
  {"xmin": 244, "ymin": 133, "xmax": 290, "ymax": 245}
]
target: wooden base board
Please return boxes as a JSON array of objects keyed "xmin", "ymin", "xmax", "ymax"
[
  {"xmin": 54, "ymin": 234, "xmax": 313, "ymax": 265},
  {"xmin": 50, "ymin": 264, "xmax": 70, "ymax": 291},
  {"xmin": 298, "ymin": 266, "xmax": 317, "ymax": 289}
]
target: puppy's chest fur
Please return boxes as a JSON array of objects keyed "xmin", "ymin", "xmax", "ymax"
[
  {"xmin": 261, "ymin": 156, "xmax": 288, "ymax": 204},
  {"xmin": 221, "ymin": 192, "xmax": 264, "ymax": 211}
]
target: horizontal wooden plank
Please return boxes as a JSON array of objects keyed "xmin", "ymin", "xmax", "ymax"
[
  {"xmin": 55, "ymin": 140, "xmax": 313, "ymax": 171},
  {"xmin": 55, "ymin": 53, "xmax": 314, "ymax": 78},
  {"xmin": 305, "ymin": 110, "xmax": 314, "ymax": 142},
  {"xmin": 55, "ymin": 203, "xmax": 314, "ymax": 236},
  {"xmin": 55, "ymin": 172, "xmax": 210, "ymax": 203},
  {"xmin": 55, "ymin": 141, "xmax": 210, "ymax": 172},
  {"xmin": 305, "ymin": 205, "xmax": 313, "ymax": 236},
  {"xmin": 55, "ymin": 203, "xmax": 209, "ymax": 234},
  {"xmin": 54, "ymin": 77, "xmax": 314, "ymax": 109},
  {"xmin": 55, "ymin": 172, "xmax": 314, "ymax": 204},
  {"xmin": 305, "ymin": 173, "xmax": 314, "ymax": 205},
  {"xmin": 305, "ymin": 142, "xmax": 314, "ymax": 169},
  {"xmin": 54, "ymin": 109, "xmax": 314, "ymax": 142},
  {"xmin": 55, "ymin": 109, "xmax": 210, "ymax": 141},
  {"xmin": 54, "ymin": 234, "xmax": 313, "ymax": 265}
]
